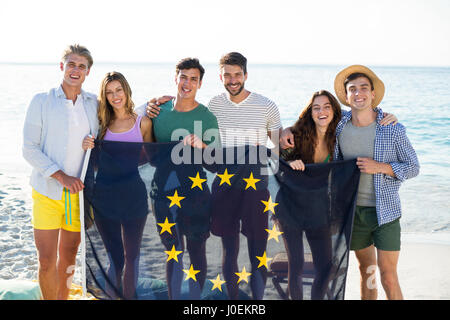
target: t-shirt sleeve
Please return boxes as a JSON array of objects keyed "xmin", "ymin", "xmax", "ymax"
[
  {"xmin": 203, "ymin": 109, "xmax": 221, "ymax": 147},
  {"xmin": 266, "ymin": 99, "xmax": 282, "ymax": 131}
]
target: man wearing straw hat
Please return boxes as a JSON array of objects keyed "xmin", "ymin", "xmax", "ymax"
[
  {"xmin": 22, "ymin": 44, "xmax": 98, "ymax": 299},
  {"xmin": 332, "ymin": 65, "xmax": 419, "ymax": 299}
]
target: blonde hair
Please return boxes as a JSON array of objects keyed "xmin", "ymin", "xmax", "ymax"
[
  {"xmin": 61, "ymin": 44, "xmax": 93, "ymax": 68},
  {"xmin": 98, "ymin": 71, "xmax": 135, "ymax": 139}
]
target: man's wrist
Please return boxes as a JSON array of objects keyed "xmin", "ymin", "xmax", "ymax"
[
  {"xmin": 51, "ymin": 170, "xmax": 65, "ymax": 183},
  {"xmin": 378, "ymin": 162, "xmax": 395, "ymax": 177}
]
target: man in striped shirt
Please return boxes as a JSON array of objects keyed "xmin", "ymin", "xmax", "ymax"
[
  {"xmin": 208, "ymin": 53, "xmax": 281, "ymax": 147},
  {"xmin": 146, "ymin": 52, "xmax": 282, "ymax": 300},
  {"xmin": 209, "ymin": 53, "xmax": 282, "ymax": 300}
]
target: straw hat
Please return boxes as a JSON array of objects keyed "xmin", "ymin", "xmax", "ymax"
[{"xmin": 334, "ymin": 65, "xmax": 385, "ymax": 108}]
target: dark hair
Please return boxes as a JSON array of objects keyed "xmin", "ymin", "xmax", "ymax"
[
  {"xmin": 219, "ymin": 52, "xmax": 247, "ymax": 74},
  {"xmin": 287, "ymin": 90, "xmax": 342, "ymax": 164},
  {"xmin": 344, "ymin": 72, "xmax": 374, "ymax": 93},
  {"xmin": 175, "ymin": 57, "xmax": 205, "ymax": 81}
]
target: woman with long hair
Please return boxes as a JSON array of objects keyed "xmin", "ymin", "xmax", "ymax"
[
  {"xmin": 285, "ymin": 90, "xmax": 341, "ymax": 167},
  {"xmin": 275, "ymin": 90, "xmax": 340, "ymax": 300},
  {"xmin": 83, "ymin": 71, "xmax": 153, "ymax": 299},
  {"xmin": 276, "ymin": 90, "xmax": 397, "ymax": 299}
]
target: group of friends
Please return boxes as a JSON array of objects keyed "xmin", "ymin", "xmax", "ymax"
[{"xmin": 22, "ymin": 44, "xmax": 419, "ymax": 300}]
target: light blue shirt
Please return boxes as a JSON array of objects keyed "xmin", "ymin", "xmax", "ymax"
[
  {"xmin": 22, "ymin": 86, "xmax": 99, "ymax": 200},
  {"xmin": 334, "ymin": 108, "xmax": 420, "ymax": 226}
]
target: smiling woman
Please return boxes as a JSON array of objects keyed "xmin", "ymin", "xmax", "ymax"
[
  {"xmin": 285, "ymin": 90, "xmax": 341, "ymax": 166},
  {"xmin": 273, "ymin": 90, "xmax": 342, "ymax": 299}
]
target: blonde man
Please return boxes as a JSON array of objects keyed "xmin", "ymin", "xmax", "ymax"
[{"xmin": 23, "ymin": 44, "xmax": 99, "ymax": 299}]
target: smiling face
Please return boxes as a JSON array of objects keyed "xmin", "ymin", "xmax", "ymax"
[
  {"xmin": 345, "ymin": 76, "xmax": 376, "ymax": 111},
  {"xmin": 311, "ymin": 95, "xmax": 334, "ymax": 129},
  {"xmin": 175, "ymin": 68, "xmax": 202, "ymax": 100},
  {"xmin": 105, "ymin": 80, "xmax": 127, "ymax": 110},
  {"xmin": 220, "ymin": 64, "xmax": 247, "ymax": 97},
  {"xmin": 60, "ymin": 54, "xmax": 90, "ymax": 88}
]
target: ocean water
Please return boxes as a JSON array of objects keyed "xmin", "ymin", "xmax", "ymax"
[{"xmin": 0, "ymin": 62, "xmax": 449, "ymax": 237}]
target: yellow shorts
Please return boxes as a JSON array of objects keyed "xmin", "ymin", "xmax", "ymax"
[{"xmin": 32, "ymin": 188, "xmax": 81, "ymax": 232}]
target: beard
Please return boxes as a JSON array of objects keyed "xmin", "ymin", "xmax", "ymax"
[{"xmin": 225, "ymin": 82, "xmax": 245, "ymax": 96}]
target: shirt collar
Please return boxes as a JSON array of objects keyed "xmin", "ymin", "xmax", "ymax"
[
  {"xmin": 56, "ymin": 85, "xmax": 66, "ymax": 98},
  {"xmin": 56, "ymin": 85, "xmax": 93, "ymax": 100},
  {"xmin": 343, "ymin": 106, "xmax": 384, "ymax": 124}
]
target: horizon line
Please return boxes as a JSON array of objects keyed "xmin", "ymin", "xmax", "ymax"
[{"xmin": 1, "ymin": 61, "xmax": 449, "ymax": 69}]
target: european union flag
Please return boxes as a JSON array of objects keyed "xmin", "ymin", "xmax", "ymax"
[{"xmin": 82, "ymin": 141, "xmax": 359, "ymax": 300}]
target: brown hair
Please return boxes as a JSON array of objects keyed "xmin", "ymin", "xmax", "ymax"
[
  {"xmin": 176, "ymin": 57, "xmax": 205, "ymax": 80},
  {"xmin": 219, "ymin": 52, "xmax": 247, "ymax": 74},
  {"xmin": 287, "ymin": 90, "xmax": 342, "ymax": 164},
  {"xmin": 344, "ymin": 72, "xmax": 374, "ymax": 93},
  {"xmin": 61, "ymin": 44, "xmax": 93, "ymax": 68},
  {"xmin": 98, "ymin": 71, "xmax": 135, "ymax": 139}
]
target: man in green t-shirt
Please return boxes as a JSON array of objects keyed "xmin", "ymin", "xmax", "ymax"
[
  {"xmin": 152, "ymin": 58, "xmax": 219, "ymax": 146},
  {"xmin": 150, "ymin": 58, "xmax": 219, "ymax": 299}
]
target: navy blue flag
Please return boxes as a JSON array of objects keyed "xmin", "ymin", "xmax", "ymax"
[{"xmin": 82, "ymin": 141, "xmax": 360, "ymax": 300}]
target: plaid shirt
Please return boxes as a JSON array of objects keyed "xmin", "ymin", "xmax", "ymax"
[{"xmin": 333, "ymin": 108, "xmax": 420, "ymax": 226}]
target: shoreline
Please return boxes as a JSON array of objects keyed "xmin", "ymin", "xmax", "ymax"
[{"xmin": 401, "ymin": 232, "xmax": 450, "ymax": 246}]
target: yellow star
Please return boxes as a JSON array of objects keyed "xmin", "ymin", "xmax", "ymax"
[
  {"xmin": 157, "ymin": 217, "xmax": 176, "ymax": 235},
  {"xmin": 167, "ymin": 190, "xmax": 185, "ymax": 208},
  {"xmin": 235, "ymin": 266, "xmax": 252, "ymax": 284},
  {"xmin": 164, "ymin": 245, "xmax": 183, "ymax": 262},
  {"xmin": 217, "ymin": 168, "xmax": 235, "ymax": 186},
  {"xmin": 210, "ymin": 274, "xmax": 226, "ymax": 292},
  {"xmin": 256, "ymin": 251, "xmax": 273, "ymax": 269},
  {"xmin": 265, "ymin": 224, "xmax": 284, "ymax": 242},
  {"xmin": 261, "ymin": 196, "xmax": 279, "ymax": 215},
  {"xmin": 183, "ymin": 264, "xmax": 200, "ymax": 282},
  {"xmin": 189, "ymin": 172, "xmax": 207, "ymax": 190},
  {"xmin": 243, "ymin": 172, "xmax": 260, "ymax": 190}
]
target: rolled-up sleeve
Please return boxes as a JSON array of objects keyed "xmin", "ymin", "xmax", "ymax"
[
  {"xmin": 388, "ymin": 125, "xmax": 420, "ymax": 182},
  {"xmin": 22, "ymin": 94, "xmax": 61, "ymax": 178}
]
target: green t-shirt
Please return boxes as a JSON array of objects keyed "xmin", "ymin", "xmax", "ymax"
[{"xmin": 152, "ymin": 100, "xmax": 220, "ymax": 146}]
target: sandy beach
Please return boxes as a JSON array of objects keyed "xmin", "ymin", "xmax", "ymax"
[
  {"xmin": 0, "ymin": 180, "xmax": 449, "ymax": 300},
  {"xmin": 345, "ymin": 240, "xmax": 450, "ymax": 300}
]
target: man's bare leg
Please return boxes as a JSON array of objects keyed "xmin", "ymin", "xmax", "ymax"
[
  {"xmin": 34, "ymin": 229, "xmax": 59, "ymax": 300},
  {"xmin": 377, "ymin": 249, "xmax": 403, "ymax": 300},
  {"xmin": 354, "ymin": 245, "xmax": 378, "ymax": 300},
  {"xmin": 57, "ymin": 229, "xmax": 80, "ymax": 300}
]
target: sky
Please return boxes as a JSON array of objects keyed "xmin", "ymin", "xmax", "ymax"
[{"xmin": 1, "ymin": 0, "xmax": 450, "ymax": 67}]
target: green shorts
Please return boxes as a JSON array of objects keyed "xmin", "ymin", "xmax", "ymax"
[{"xmin": 350, "ymin": 206, "xmax": 401, "ymax": 251}]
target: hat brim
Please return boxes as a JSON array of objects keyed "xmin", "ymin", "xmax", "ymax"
[{"xmin": 334, "ymin": 65, "xmax": 385, "ymax": 108}]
